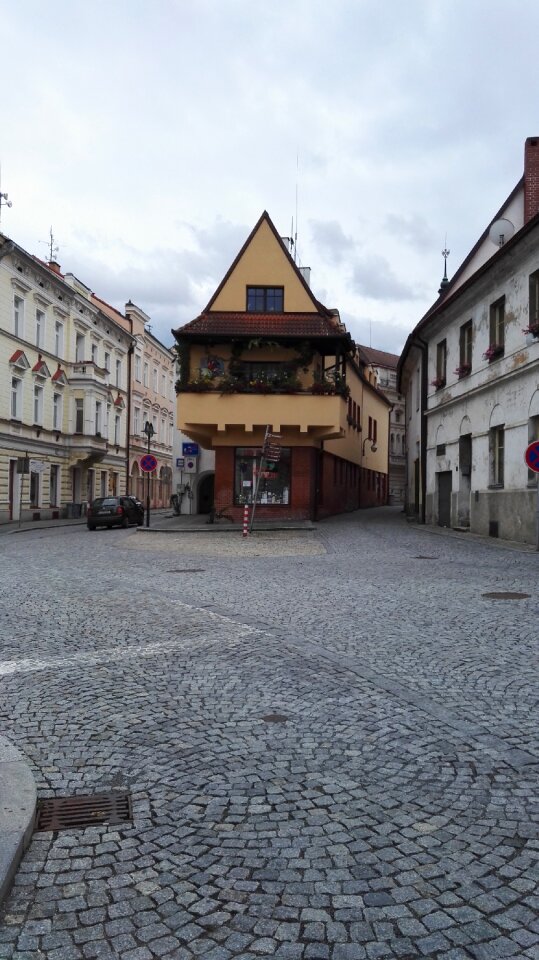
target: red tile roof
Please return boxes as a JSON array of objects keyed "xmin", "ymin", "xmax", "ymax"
[
  {"xmin": 175, "ymin": 312, "xmax": 347, "ymax": 339},
  {"xmin": 9, "ymin": 349, "xmax": 25, "ymax": 363},
  {"xmin": 358, "ymin": 345, "xmax": 400, "ymax": 368}
]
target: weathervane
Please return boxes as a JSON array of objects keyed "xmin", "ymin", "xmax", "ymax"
[{"xmin": 439, "ymin": 239, "xmax": 450, "ymax": 294}]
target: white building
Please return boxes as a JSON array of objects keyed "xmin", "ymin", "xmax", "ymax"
[{"xmin": 399, "ymin": 137, "xmax": 539, "ymax": 544}]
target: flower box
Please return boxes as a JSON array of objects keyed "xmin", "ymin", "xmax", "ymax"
[
  {"xmin": 523, "ymin": 321, "xmax": 539, "ymax": 338},
  {"xmin": 431, "ymin": 376, "xmax": 446, "ymax": 389},
  {"xmin": 483, "ymin": 343, "xmax": 504, "ymax": 362},
  {"xmin": 454, "ymin": 363, "xmax": 471, "ymax": 379}
]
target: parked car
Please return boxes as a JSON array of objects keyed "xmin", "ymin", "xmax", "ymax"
[{"xmin": 87, "ymin": 496, "xmax": 144, "ymax": 530}]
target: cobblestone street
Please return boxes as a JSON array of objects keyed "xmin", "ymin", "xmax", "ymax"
[{"xmin": 0, "ymin": 507, "xmax": 538, "ymax": 960}]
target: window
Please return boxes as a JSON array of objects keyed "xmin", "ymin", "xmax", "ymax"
[
  {"xmin": 104, "ymin": 351, "xmax": 110, "ymax": 377},
  {"xmin": 30, "ymin": 471, "xmax": 40, "ymax": 508},
  {"xmin": 55, "ymin": 320, "xmax": 64, "ymax": 356},
  {"xmin": 435, "ymin": 339, "xmax": 447, "ymax": 386},
  {"xmin": 161, "ymin": 373, "xmax": 166, "ymax": 396},
  {"xmin": 95, "ymin": 401, "xmax": 102, "ymax": 435},
  {"xmin": 115, "ymin": 359, "xmax": 121, "ymax": 387},
  {"xmin": 234, "ymin": 447, "xmax": 291, "ymax": 505},
  {"xmin": 459, "ymin": 320, "xmax": 472, "ymax": 375},
  {"xmin": 75, "ymin": 398, "xmax": 84, "ymax": 433},
  {"xmin": 76, "ymin": 333, "xmax": 85, "ymax": 362},
  {"xmin": 114, "ymin": 415, "xmax": 120, "ymax": 446},
  {"xmin": 152, "ymin": 367, "xmax": 158, "ymax": 392},
  {"xmin": 11, "ymin": 377, "xmax": 22, "ymax": 419},
  {"xmin": 135, "ymin": 354, "xmax": 142, "ymax": 381},
  {"xmin": 36, "ymin": 310, "xmax": 45, "ymax": 348},
  {"xmin": 169, "ymin": 379, "xmax": 174, "ymax": 401},
  {"xmin": 33, "ymin": 384, "xmax": 44, "ymax": 425},
  {"xmin": 529, "ymin": 270, "xmax": 539, "ymax": 328},
  {"xmin": 14, "ymin": 296, "xmax": 24, "ymax": 337},
  {"xmin": 49, "ymin": 465, "xmax": 60, "ymax": 506},
  {"xmin": 143, "ymin": 362, "xmax": 149, "ymax": 387},
  {"xmin": 53, "ymin": 392, "xmax": 62, "ymax": 431},
  {"xmin": 489, "ymin": 297, "xmax": 505, "ymax": 355},
  {"xmin": 134, "ymin": 406, "xmax": 141, "ymax": 435},
  {"xmin": 161, "ymin": 417, "xmax": 166, "ymax": 440},
  {"xmin": 246, "ymin": 286, "xmax": 284, "ymax": 312},
  {"xmin": 91, "ymin": 343, "xmax": 98, "ymax": 365},
  {"xmin": 489, "ymin": 425, "xmax": 504, "ymax": 486}
]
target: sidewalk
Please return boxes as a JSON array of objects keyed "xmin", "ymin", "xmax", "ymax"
[
  {"xmin": 0, "ymin": 509, "xmax": 171, "ymax": 536},
  {"xmin": 0, "ymin": 736, "xmax": 36, "ymax": 907}
]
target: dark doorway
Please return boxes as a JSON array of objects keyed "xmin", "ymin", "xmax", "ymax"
[
  {"xmin": 198, "ymin": 474, "xmax": 214, "ymax": 514},
  {"xmin": 438, "ymin": 471, "xmax": 452, "ymax": 527}
]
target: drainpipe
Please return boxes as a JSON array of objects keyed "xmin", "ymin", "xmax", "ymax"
[{"xmin": 412, "ymin": 336, "xmax": 429, "ymax": 524}]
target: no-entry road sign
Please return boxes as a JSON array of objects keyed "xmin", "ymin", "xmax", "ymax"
[
  {"xmin": 140, "ymin": 454, "xmax": 158, "ymax": 473},
  {"xmin": 524, "ymin": 441, "xmax": 539, "ymax": 474}
]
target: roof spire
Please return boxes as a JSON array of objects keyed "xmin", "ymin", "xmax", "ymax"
[{"xmin": 439, "ymin": 239, "xmax": 450, "ymax": 294}]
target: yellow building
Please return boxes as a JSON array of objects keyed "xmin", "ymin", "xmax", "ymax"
[{"xmin": 173, "ymin": 212, "xmax": 390, "ymax": 520}]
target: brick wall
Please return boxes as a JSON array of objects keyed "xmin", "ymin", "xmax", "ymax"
[
  {"xmin": 524, "ymin": 137, "xmax": 539, "ymax": 223},
  {"xmin": 317, "ymin": 452, "xmax": 360, "ymax": 519}
]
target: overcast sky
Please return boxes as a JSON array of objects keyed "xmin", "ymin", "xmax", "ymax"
[{"xmin": 2, "ymin": 0, "xmax": 538, "ymax": 353}]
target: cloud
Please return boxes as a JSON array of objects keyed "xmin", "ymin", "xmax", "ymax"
[
  {"xmin": 384, "ymin": 213, "xmax": 437, "ymax": 252},
  {"xmin": 350, "ymin": 253, "xmax": 424, "ymax": 302},
  {"xmin": 309, "ymin": 219, "xmax": 356, "ymax": 265}
]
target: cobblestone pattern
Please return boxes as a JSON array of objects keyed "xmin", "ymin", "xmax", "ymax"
[{"xmin": 0, "ymin": 509, "xmax": 538, "ymax": 959}]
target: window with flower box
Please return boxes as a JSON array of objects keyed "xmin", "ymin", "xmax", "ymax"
[
  {"xmin": 527, "ymin": 271, "xmax": 539, "ymax": 337},
  {"xmin": 487, "ymin": 297, "xmax": 505, "ymax": 360},
  {"xmin": 457, "ymin": 320, "xmax": 472, "ymax": 377}
]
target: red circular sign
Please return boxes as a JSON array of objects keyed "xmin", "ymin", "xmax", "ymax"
[
  {"xmin": 524, "ymin": 441, "xmax": 539, "ymax": 474},
  {"xmin": 140, "ymin": 454, "xmax": 158, "ymax": 473}
]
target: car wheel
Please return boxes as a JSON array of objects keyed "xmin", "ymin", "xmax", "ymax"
[
  {"xmin": 121, "ymin": 516, "xmax": 129, "ymax": 529},
  {"xmin": 87, "ymin": 524, "xmax": 96, "ymax": 531}
]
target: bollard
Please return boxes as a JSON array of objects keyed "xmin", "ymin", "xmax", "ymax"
[{"xmin": 243, "ymin": 504, "xmax": 249, "ymax": 537}]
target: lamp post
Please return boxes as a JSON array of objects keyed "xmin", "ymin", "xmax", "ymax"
[{"xmin": 143, "ymin": 420, "xmax": 155, "ymax": 528}]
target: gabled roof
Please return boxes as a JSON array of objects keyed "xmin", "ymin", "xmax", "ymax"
[
  {"xmin": 32, "ymin": 357, "xmax": 52, "ymax": 378},
  {"xmin": 51, "ymin": 365, "xmax": 68, "ymax": 384},
  {"xmin": 204, "ymin": 210, "xmax": 327, "ymax": 315},
  {"xmin": 9, "ymin": 349, "xmax": 30, "ymax": 370},
  {"xmin": 358, "ymin": 345, "xmax": 399, "ymax": 369}
]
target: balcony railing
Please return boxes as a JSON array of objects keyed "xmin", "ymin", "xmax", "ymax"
[{"xmin": 70, "ymin": 361, "xmax": 109, "ymax": 384}]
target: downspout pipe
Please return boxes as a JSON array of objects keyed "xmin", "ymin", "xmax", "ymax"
[{"xmin": 411, "ymin": 335, "xmax": 429, "ymax": 524}]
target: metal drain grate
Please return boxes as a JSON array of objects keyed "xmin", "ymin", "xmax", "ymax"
[
  {"xmin": 35, "ymin": 792, "xmax": 132, "ymax": 832},
  {"xmin": 414, "ymin": 555, "xmax": 438, "ymax": 560},
  {"xmin": 261, "ymin": 714, "xmax": 289, "ymax": 723},
  {"xmin": 166, "ymin": 569, "xmax": 205, "ymax": 573},
  {"xmin": 482, "ymin": 592, "xmax": 530, "ymax": 600}
]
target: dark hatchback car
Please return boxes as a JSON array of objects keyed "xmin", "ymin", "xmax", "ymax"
[{"xmin": 87, "ymin": 496, "xmax": 144, "ymax": 530}]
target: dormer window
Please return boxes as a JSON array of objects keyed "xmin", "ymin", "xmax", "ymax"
[{"xmin": 246, "ymin": 287, "xmax": 284, "ymax": 312}]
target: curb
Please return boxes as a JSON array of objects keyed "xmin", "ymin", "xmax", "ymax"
[{"xmin": 0, "ymin": 736, "xmax": 37, "ymax": 907}]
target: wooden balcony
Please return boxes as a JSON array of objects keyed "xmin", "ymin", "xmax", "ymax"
[{"xmin": 178, "ymin": 390, "xmax": 348, "ymax": 446}]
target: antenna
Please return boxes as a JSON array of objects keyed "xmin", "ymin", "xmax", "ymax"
[
  {"xmin": 0, "ymin": 164, "xmax": 13, "ymax": 225},
  {"xmin": 294, "ymin": 153, "xmax": 299, "ymax": 263},
  {"xmin": 40, "ymin": 227, "xmax": 60, "ymax": 263},
  {"xmin": 439, "ymin": 238, "xmax": 450, "ymax": 294},
  {"xmin": 488, "ymin": 218, "xmax": 515, "ymax": 247}
]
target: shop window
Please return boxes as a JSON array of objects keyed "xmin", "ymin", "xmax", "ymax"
[{"xmin": 234, "ymin": 447, "xmax": 290, "ymax": 505}]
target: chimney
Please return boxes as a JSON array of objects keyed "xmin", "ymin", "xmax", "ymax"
[
  {"xmin": 299, "ymin": 266, "xmax": 311, "ymax": 287},
  {"xmin": 48, "ymin": 260, "xmax": 62, "ymax": 275},
  {"xmin": 524, "ymin": 137, "xmax": 539, "ymax": 222}
]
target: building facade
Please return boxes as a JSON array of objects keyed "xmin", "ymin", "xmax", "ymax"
[
  {"xmin": 399, "ymin": 137, "xmax": 539, "ymax": 544},
  {"xmin": 0, "ymin": 236, "xmax": 134, "ymax": 523},
  {"xmin": 0, "ymin": 232, "xmax": 175, "ymax": 523},
  {"xmin": 359, "ymin": 347, "xmax": 405, "ymax": 505},
  {"xmin": 172, "ymin": 212, "xmax": 390, "ymax": 521}
]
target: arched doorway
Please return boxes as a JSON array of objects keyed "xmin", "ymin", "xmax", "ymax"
[{"xmin": 198, "ymin": 473, "xmax": 214, "ymax": 514}]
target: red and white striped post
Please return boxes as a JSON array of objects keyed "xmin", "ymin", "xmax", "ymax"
[{"xmin": 242, "ymin": 503, "xmax": 249, "ymax": 538}]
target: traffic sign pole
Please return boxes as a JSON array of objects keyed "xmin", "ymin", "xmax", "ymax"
[{"xmin": 524, "ymin": 441, "xmax": 539, "ymax": 551}]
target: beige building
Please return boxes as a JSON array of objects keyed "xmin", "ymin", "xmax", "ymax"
[
  {"xmin": 0, "ymin": 232, "xmax": 172, "ymax": 523},
  {"xmin": 359, "ymin": 347, "xmax": 404, "ymax": 505}
]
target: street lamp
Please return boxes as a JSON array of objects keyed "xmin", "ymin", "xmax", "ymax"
[
  {"xmin": 362, "ymin": 437, "xmax": 377, "ymax": 455},
  {"xmin": 143, "ymin": 420, "xmax": 154, "ymax": 528}
]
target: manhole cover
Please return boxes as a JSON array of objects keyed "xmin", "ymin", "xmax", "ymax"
[
  {"xmin": 414, "ymin": 555, "xmax": 438, "ymax": 560},
  {"xmin": 261, "ymin": 714, "xmax": 289, "ymax": 723},
  {"xmin": 482, "ymin": 592, "xmax": 530, "ymax": 600},
  {"xmin": 36, "ymin": 792, "xmax": 132, "ymax": 832},
  {"xmin": 165, "ymin": 569, "xmax": 205, "ymax": 573}
]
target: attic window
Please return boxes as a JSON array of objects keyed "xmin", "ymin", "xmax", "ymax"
[{"xmin": 247, "ymin": 287, "xmax": 283, "ymax": 313}]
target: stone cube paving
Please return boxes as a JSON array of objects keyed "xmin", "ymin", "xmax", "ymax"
[{"xmin": 0, "ymin": 507, "xmax": 538, "ymax": 960}]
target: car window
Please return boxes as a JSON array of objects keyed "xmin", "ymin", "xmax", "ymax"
[{"xmin": 92, "ymin": 498, "xmax": 118, "ymax": 508}]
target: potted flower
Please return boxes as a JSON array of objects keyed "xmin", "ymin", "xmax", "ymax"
[
  {"xmin": 454, "ymin": 363, "xmax": 471, "ymax": 379},
  {"xmin": 431, "ymin": 376, "xmax": 446, "ymax": 389},
  {"xmin": 523, "ymin": 320, "xmax": 539, "ymax": 338},
  {"xmin": 483, "ymin": 343, "xmax": 504, "ymax": 362}
]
